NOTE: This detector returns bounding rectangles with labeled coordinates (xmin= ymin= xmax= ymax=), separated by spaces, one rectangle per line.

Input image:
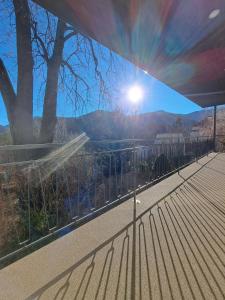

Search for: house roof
xmin=155 ymin=133 xmax=184 ymax=138
xmin=154 ymin=133 xmax=185 ymax=144
xmin=34 ymin=0 xmax=225 ymax=108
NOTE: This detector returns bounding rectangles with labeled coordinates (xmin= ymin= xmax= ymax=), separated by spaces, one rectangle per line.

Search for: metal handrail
xmin=0 ymin=137 xmax=214 ymax=267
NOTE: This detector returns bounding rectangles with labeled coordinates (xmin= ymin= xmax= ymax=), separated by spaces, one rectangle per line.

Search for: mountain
xmin=193 ymin=108 xmax=225 ymax=136
xmin=54 ymin=109 xmax=214 ymax=142
xmin=1 ymin=109 xmax=219 ymax=143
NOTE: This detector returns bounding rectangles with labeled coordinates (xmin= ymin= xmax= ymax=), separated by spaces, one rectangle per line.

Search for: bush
xmin=153 ymin=154 xmax=172 ymax=178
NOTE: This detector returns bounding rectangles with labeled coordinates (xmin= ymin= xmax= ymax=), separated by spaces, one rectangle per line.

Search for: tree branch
xmin=0 ymin=58 xmax=16 ymax=108
xmin=0 ymin=58 xmax=17 ymax=141
xmin=88 ymin=39 xmax=104 ymax=84
xmin=31 ymin=21 xmax=49 ymax=62
xmin=64 ymin=30 xmax=77 ymax=42
xmin=62 ymin=60 xmax=90 ymax=89
xmin=39 ymin=19 xmax=66 ymax=143
xmin=87 ymin=38 xmax=106 ymax=95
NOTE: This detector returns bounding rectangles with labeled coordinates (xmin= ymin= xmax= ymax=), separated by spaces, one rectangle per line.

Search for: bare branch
xmin=64 ymin=30 xmax=77 ymax=42
xmin=0 ymin=58 xmax=16 ymax=107
xmin=0 ymin=58 xmax=18 ymax=142
xmin=31 ymin=21 xmax=49 ymax=62
xmin=64 ymin=49 xmax=79 ymax=63
xmin=87 ymin=38 xmax=105 ymax=89
xmin=39 ymin=19 xmax=66 ymax=143
xmin=87 ymin=37 xmax=109 ymax=102
xmin=62 ymin=60 xmax=90 ymax=90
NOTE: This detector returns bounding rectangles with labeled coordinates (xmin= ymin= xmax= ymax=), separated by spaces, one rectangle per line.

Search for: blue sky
xmin=114 ymin=62 xmax=202 ymax=115
xmin=0 ymin=1 xmax=202 ymax=126
xmin=0 ymin=59 xmax=202 ymax=126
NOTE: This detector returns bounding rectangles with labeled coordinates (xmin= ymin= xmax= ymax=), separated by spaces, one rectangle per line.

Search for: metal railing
xmin=215 ymin=135 xmax=225 ymax=152
xmin=0 ymin=137 xmax=214 ymax=265
xmin=13 ymin=152 xmax=225 ymax=300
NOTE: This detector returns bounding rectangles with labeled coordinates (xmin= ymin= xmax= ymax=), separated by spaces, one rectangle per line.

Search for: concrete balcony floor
xmin=0 ymin=153 xmax=225 ymax=300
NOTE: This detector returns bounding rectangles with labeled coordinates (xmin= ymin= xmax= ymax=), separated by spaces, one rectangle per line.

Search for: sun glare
xmin=127 ymin=85 xmax=143 ymax=104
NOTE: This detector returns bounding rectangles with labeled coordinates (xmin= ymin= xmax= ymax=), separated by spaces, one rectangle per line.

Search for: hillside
xmin=1 ymin=109 xmax=220 ymax=143
xmin=54 ymin=109 xmax=213 ymax=142
xmin=194 ymin=108 xmax=225 ymax=136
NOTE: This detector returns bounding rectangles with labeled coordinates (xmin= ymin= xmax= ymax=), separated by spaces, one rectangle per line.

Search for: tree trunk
xmin=39 ymin=20 xmax=66 ymax=143
xmin=0 ymin=59 xmax=16 ymax=141
xmin=13 ymin=0 xmax=34 ymax=144
xmin=0 ymin=0 xmax=34 ymax=145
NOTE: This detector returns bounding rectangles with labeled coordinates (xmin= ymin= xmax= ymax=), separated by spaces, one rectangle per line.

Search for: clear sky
xmin=0 ymin=1 xmax=202 ymax=126
xmin=114 ymin=62 xmax=202 ymax=115
xmin=0 ymin=60 xmax=202 ymax=126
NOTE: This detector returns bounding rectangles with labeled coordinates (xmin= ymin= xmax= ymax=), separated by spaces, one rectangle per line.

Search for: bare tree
xmin=0 ymin=0 xmax=116 ymax=144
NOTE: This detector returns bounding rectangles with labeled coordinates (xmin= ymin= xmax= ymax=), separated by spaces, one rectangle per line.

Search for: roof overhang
xmin=34 ymin=0 xmax=225 ymax=108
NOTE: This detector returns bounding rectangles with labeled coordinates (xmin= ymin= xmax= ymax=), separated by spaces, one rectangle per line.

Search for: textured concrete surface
xmin=0 ymin=153 xmax=225 ymax=299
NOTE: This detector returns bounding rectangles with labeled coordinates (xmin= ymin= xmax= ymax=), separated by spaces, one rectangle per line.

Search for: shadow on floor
xmin=26 ymin=157 xmax=225 ymax=300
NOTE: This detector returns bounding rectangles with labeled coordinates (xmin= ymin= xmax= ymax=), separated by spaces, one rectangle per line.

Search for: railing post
xmin=213 ymin=105 xmax=217 ymax=152
xmin=131 ymin=143 xmax=137 ymax=300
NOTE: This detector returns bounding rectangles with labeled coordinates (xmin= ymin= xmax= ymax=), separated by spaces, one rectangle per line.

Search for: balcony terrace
xmin=1 ymin=0 xmax=225 ymax=299
xmin=0 ymin=149 xmax=224 ymax=299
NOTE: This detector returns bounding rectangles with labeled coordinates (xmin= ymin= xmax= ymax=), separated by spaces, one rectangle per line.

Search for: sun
xmin=127 ymin=84 xmax=143 ymax=104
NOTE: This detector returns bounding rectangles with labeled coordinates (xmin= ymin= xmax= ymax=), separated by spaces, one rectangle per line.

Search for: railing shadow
xmin=17 ymin=154 xmax=225 ymax=299
xmin=26 ymin=223 xmax=132 ymax=300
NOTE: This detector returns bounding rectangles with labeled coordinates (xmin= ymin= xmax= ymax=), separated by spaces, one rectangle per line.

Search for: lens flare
xmin=208 ymin=9 xmax=220 ymax=19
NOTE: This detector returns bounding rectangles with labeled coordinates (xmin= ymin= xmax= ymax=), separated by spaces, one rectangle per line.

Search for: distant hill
xmin=54 ymin=109 xmax=214 ymax=142
xmin=0 ymin=109 xmax=218 ymax=143
xmin=193 ymin=108 xmax=225 ymax=136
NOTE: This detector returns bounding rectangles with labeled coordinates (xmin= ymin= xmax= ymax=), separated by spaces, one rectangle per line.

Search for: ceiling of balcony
xmin=34 ymin=0 xmax=225 ymax=107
